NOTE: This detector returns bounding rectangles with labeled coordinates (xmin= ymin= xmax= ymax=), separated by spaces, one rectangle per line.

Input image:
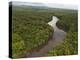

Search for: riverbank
xmin=24 ymin=16 xmax=66 ymax=57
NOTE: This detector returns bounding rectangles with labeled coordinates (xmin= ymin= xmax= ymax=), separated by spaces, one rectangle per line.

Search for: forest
xmin=11 ymin=5 xmax=78 ymax=58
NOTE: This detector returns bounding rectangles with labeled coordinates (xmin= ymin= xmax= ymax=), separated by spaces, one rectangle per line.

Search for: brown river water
xmin=24 ymin=16 xmax=66 ymax=57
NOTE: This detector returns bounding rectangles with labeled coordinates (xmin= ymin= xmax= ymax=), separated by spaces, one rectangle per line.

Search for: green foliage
xmin=12 ymin=6 xmax=78 ymax=58
xmin=12 ymin=6 xmax=53 ymax=58
xmin=48 ymin=9 xmax=78 ymax=56
xmin=12 ymin=33 xmax=26 ymax=58
xmin=48 ymin=32 xmax=78 ymax=56
xmin=56 ymin=12 xmax=78 ymax=32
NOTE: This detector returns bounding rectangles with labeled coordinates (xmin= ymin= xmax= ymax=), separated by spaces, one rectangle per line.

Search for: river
xmin=25 ymin=16 xmax=66 ymax=57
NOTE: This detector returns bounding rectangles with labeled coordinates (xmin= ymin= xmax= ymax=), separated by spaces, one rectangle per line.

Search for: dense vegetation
xmin=48 ymin=9 xmax=78 ymax=56
xmin=12 ymin=6 xmax=54 ymax=58
xmin=12 ymin=5 xmax=78 ymax=58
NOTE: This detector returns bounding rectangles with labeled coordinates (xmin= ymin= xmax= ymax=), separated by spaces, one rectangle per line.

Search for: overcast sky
xmin=12 ymin=1 xmax=78 ymax=10
xmin=44 ymin=3 xmax=77 ymax=10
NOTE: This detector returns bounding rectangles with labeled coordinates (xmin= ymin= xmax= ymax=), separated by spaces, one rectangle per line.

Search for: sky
xmin=44 ymin=3 xmax=77 ymax=10
xmin=12 ymin=1 xmax=78 ymax=10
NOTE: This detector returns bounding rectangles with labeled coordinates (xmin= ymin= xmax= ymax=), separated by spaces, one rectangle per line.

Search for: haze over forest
xmin=12 ymin=1 xmax=78 ymax=10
